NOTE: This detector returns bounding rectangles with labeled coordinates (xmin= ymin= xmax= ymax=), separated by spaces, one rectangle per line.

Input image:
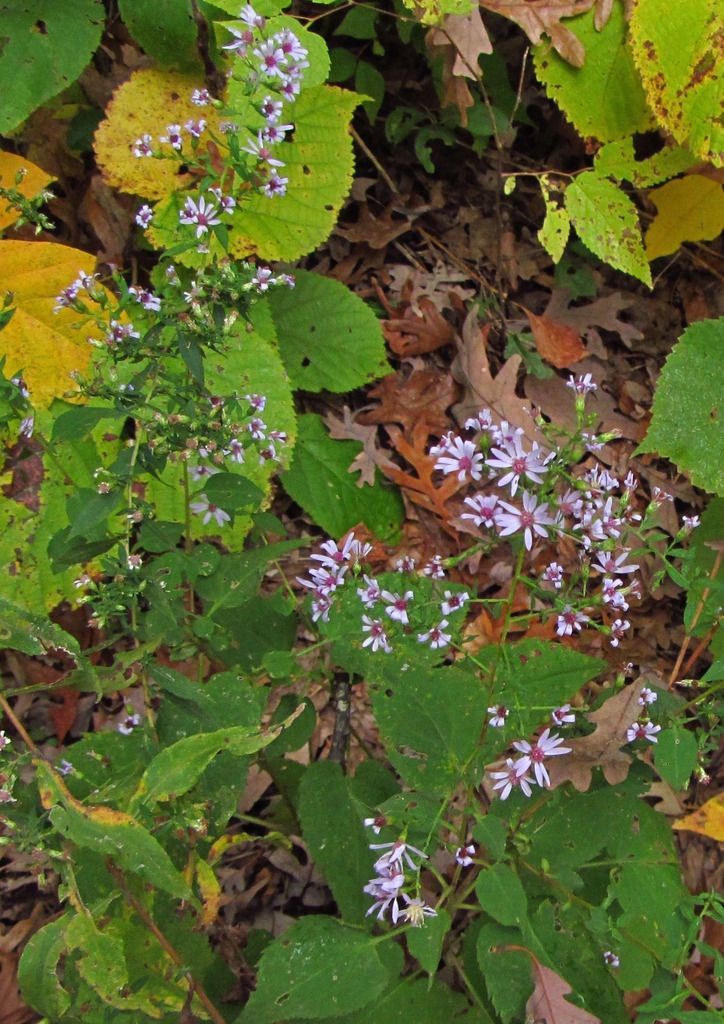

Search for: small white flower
xmin=434 ymin=437 xmax=484 ymax=482
xmin=556 ymin=606 xmax=590 ymax=637
xmin=361 ymin=616 xmax=392 ymax=653
xmin=363 ymin=816 xmax=387 ymax=835
xmin=132 ymin=133 xmax=153 ymax=157
xmin=542 ymin=562 xmax=564 ymax=588
xmin=262 ymin=172 xmax=288 ymax=197
xmin=441 ymin=590 xmax=469 ymax=616
xmin=370 ymin=839 xmax=427 ymax=873
xmin=566 ymin=373 xmax=597 ymax=395
xmin=512 ymin=728 xmax=572 ymax=788
xmin=160 ymin=124 xmax=183 ymax=150
xmin=135 ymin=204 xmax=153 ymax=229
xmin=417 ymin=619 xmax=451 ymax=650
xmin=487 ymin=704 xmax=509 ymax=728
xmin=461 ymin=494 xmax=498 ymax=529
xmin=638 ymin=686 xmax=658 ymax=706
xmin=189 ymin=494 xmax=231 ymax=527
xmin=490 ymin=758 xmax=535 ymax=800
xmin=179 ymin=195 xmax=221 ymax=238
xmin=400 ymin=894 xmax=437 ymax=927
xmin=464 ymin=408 xmax=494 ymax=432
xmin=422 ymin=555 xmax=445 ymax=578
xmin=682 ymin=515 xmax=700 ymax=532
xmin=382 ymin=590 xmax=413 ymax=625
xmin=191 ymin=88 xmax=211 ymax=106
xmin=0 ymin=730 xmax=10 ymax=751
xmin=357 ymin=575 xmax=381 ymax=608
xmin=609 ymin=618 xmax=630 ymax=647
xmin=551 ymin=704 xmax=575 ymax=726
xmin=603 ymin=951 xmax=620 ymax=968
xmin=117 ymin=712 xmax=141 ymax=735
xmin=395 ymin=555 xmax=417 ymax=573
xmin=455 ymin=844 xmax=476 ymax=867
xmin=496 ymin=492 xmax=556 ymax=551
xmin=184 ymin=117 xmax=206 ymax=138
xmin=626 ymin=721 xmax=661 ymax=744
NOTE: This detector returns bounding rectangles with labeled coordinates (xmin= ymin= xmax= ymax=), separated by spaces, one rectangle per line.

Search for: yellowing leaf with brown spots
xmin=674 ymin=793 xmax=724 ymax=842
xmin=0 ymin=241 xmax=98 ymax=407
xmin=0 ymin=152 xmax=54 ymax=232
xmin=645 ymin=175 xmax=724 ymax=260
xmin=94 ymin=68 xmax=224 ymax=200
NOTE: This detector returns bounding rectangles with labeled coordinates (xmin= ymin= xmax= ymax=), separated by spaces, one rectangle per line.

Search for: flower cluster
xmin=489 ymin=727 xmax=572 ymax=799
xmin=362 ymin=834 xmax=437 ymax=926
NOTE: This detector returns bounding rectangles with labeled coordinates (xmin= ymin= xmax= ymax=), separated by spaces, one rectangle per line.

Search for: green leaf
xmin=17 ymin=914 xmax=72 ymax=1019
xmin=565 ymin=170 xmax=652 ymax=286
xmin=476 ymin=864 xmax=528 ymax=927
xmin=355 ymin=61 xmax=385 ymax=122
xmin=0 ymin=596 xmax=82 ymax=660
xmin=235 ymin=916 xmax=393 ymax=1024
xmin=611 ymin=862 xmax=688 ymax=965
xmin=227 ymin=86 xmax=362 ymax=261
xmin=534 ymin=6 xmax=651 ymax=142
xmin=654 ymin=727 xmax=698 ymax=790
xmin=298 ymin=761 xmax=373 ymax=922
xmin=195 ymin=539 xmax=303 ymax=611
xmin=64 ymin=913 xmax=130 ymax=1006
xmin=406 ymin=908 xmax=451 ymax=977
xmin=137 ymin=519 xmax=184 ymax=553
xmin=118 ymin=0 xmax=200 ymax=70
xmin=471 ymin=815 xmax=507 ymax=861
xmin=51 ymin=404 xmax=121 ymax=442
xmin=202 ymin=472 xmax=264 ymax=513
xmin=637 ymin=317 xmax=724 ymax=494
xmin=630 ymin=0 xmax=724 ymax=167
xmin=538 ymin=176 xmax=570 ymax=263
xmin=328 ymin=975 xmax=484 ymax=1023
xmin=134 ymin=715 xmax=298 ymax=806
xmin=36 ymin=761 xmax=193 ymax=901
xmin=268 ymin=270 xmax=389 ymax=393
xmin=594 ymin=138 xmax=695 ymax=187
xmin=282 ymin=413 xmax=403 ymax=542
xmin=0 ymin=0 xmax=105 ymax=134
xmin=476 ymin=921 xmax=533 ymax=1023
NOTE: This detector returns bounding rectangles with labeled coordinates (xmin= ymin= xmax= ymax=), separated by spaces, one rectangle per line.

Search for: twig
xmin=350 ymin=127 xmax=398 ymax=194
xmin=107 ymin=863 xmax=228 ymax=1024
xmin=0 ymin=692 xmax=39 ymax=753
xmin=668 ymin=550 xmax=722 ymax=689
xmin=328 ymin=674 xmax=352 ymax=767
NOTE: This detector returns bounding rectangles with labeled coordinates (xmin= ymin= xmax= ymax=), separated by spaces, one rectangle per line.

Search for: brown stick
xmin=668 ymin=550 xmax=722 ymax=689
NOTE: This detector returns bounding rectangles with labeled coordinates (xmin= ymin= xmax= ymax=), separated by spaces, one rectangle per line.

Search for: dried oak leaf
xmin=525 ymin=955 xmax=601 ymax=1024
xmin=359 ymin=367 xmax=459 ymax=436
xmin=542 ymin=289 xmax=644 ymax=347
xmin=427 ymin=9 xmax=493 ymax=80
xmin=383 ymin=295 xmax=456 ymax=357
xmin=547 ymin=680 xmax=645 ymax=792
xmin=451 ymin=311 xmax=542 ymax=442
xmin=480 ymin=0 xmax=596 ymax=67
xmin=525 ymin=309 xmax=586 ymax=369
xmin=335 ymin=202 xmax=415 ymax=249
xmin=324 ymin=406 xmax=394 ymax=487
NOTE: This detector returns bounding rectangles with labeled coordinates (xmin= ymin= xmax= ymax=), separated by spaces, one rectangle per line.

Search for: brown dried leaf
xmin=335 ymin=202 xmax=415 ymax=249
xmin=526 ymin=310 xmax=586 ymax=368
xmin=451 ymin=311 xmax=541 ymax=442
xmin=594 ymin=0 xmax=614 ymax=30
xmin=359 ymin=368 xmax=459 ymax=436
xmin=384 ymin=295 xmax=456 ymax=357
xmin=547 ymin=680 xmax=645 ymax=792
xmin=480 ymin=0 xmax=596 ymax=67
xmin=427 ymin=9 xmax=493 ymax=80
xmin=324 ymin=407 xmax=393 ymax=487
xmin=525 ymin=956 xmax=601 ymax=1024
xmin=543 ymin=289 xmax=644 ymax=346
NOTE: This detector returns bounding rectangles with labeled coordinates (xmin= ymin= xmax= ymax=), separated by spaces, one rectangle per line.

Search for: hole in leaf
xmin=302 ymin=165 xmax=311 ymax=175
xmin=275 ymin=992 xmax=291 ymax=1006
xmin=34 ymin=19 xmax=47 ymax=33
xmin=301 ymin=357 xmax=310 ymax=367
xmin=385 ymin=688 xmax=393 ymax=697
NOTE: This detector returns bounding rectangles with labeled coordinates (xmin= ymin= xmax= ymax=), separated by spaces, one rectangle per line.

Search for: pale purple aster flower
xmin=189 ymin=495 xmax=231 ymax=527
xmin=422 ymin=555 xmax=445 ymax=578
xmin=651 ymin=486 xmax=673 ymax=505
xmin=435 ymin=437 xmax=484 ymax=482
xmin=485 ymin=436 xmax=548 ymax=495
xmin=609 ymin=618 xmax=630 ymax=647
xmin=348 ymin=538 xmax=372 ymax=564
xmin=54 ymin=280 xmax=81 ymax=311
xmin=542 ymin=562 xmax=564 ymax=588
xmin=263 ymin=172 xmax=288 ymax=197
xmin=455 ymin=844 xmax=476 ymax=867
xmin=160 ymin=124 xmax=183 ymax=150
xmin=357 ymin=575 xmax=381 ymax=608
xmin=222 ymin=26 xmax=254 ymax=56
xmin=682 ymin=515 xmax=700 ymax=532
xmin=191 ymin=88 xmax=211 ymax=106
xmin=566 ymin=373 xmax=597 ymax=395
xmin=252 ymin=266 xmax=275 ymax=291
xmin=593 ymin=550 xmax=639 ymax=576
xmin=260 ymin=95 xmax=283 ymax=123
xmin=551 ymin=704 xmax=575 ymax=726
xmin=274 ymin=28 xmax=307 ymax=61
xmin=361 ymin=616 xmax=392 ymax=653
xmin=311 ymin=594 xmax=332 ymax=623
xmin=417 ymin=619 xmax=451 ymax=649
xmin=363 ymin=815 xmax=387 ymax=834
xmin=513 ymin=728 xmax=571 ymax=787
xmin=117 ymin=712 xmax=142 ymax=735
xmin=242 ymin=131 xmax=285 ymax=166
xmin=239 ymin=3 xmax=266 ymax=28
xmin=429 ymin=431 xmax=455 ymax=457
xmin=395 ymin=555 xmax=417 ymax=573
xmin=603 ymin=951 xmax=620 ymax=968
xmin=19 ymin=415 xmax=34 ymax=438
xmin=441 ymin=590 xmax=469 ymax=616
xmin=303 ymin=564 xmax=347 ymax=594
xmin=281 ymin=79 xmax=301 ymax=102
xmin=189 ymin=463 xmax=220 ymax=482
xmin=247 ymin=416 xmax=267 ymax=440
xmin=601 ymin=576 xmax=627 ymax=607
xmin=11 ymin=375 xmax=29 ymax=399
xmin=179 ymin=196 xmax=221 ymax=238
xmin=166 ymin=264 xmax=180 ymax=285
xmin=400 ymin=895 xmax=437 ymax=927
xmin=461 ymin=494 xmax=499 ymax=528
xmin=556 ymin=606 xmax=589 ymax=637
xmin=370 ymin=839 xmax=427 ymax=873
xmin=490 ymin=420 xmax=524 ymax=446
xmin=106 ymin=320 xmax=140 ymax=344
xmin=464 ymin=408 xmax=494 ymax=432
xmin=246 ymin=392 xmax=267 ymax=412
xmin=132 ymin=134 xmax=153 ymax=158
xmin=254 ymin=39 xmax=286 ymax=77
xmin=262 ymin=122 xmax=294 ymax=144
xmin=57 ymin=759 xmax=74 ymax=776
xmin=184 ymin=117 xmax=206 ymax=138
xmin=128 ymin=286 xmax=161 ymax=312
xmin=382 ymin=590 xmax=413 ymax=625
xmin=0 ymin=730 xmax=10 ymax=751
xmin=496 ymin=492 xmax=556 ymax=551
xmin=364 ymin=867 xmax=404 ymax=922
xmin=227 ymin=439 xmax=245 ymax=464
xmin=135 ymin=204 xmax=154 ymax=229
xmin=490 ymin=758 xmax=535 ymax=800
xmin=638 ymin=686 xmax=658 ymax=706
xmin=487 ymin=704 xmax=509 ymax=728
xmin=558 ymin=488 xmax=584 ymax=520
xmin=127 ymin=554 xmax=143 ymax=571
xmin=626 ymin=721 xmax=661 ymax=744
xmin=584 ymin=466 xmax=619 ymax=493
xmin=311 ymin=534 xmax=358 ymax=569
xmin=582 ymin=432 xmax=605 ymax=452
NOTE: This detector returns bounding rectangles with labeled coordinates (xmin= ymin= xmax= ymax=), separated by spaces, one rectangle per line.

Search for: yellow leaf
xmin=673 ymin=793 xmax=724 ymax=842
xmin=94 ymin=68 xmax=224 ymax=201
xmin=195 ymin=856 xmax=222 ymax=926
xmin=645 ymin=174 xmax=724 ymax=260
xmin=0 ymin=241 xmax=99 ymax=407
xmin=0 ymin=152 xmax=54 ymax=232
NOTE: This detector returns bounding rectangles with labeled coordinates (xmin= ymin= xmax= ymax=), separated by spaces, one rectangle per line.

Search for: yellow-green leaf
xmin=0 ymin=241 xmax=99 ymax=406
xmin=674 ymin=793 xmax=724 ymax=842
xmin=645 ymin=174 xmax=724 ymax=260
